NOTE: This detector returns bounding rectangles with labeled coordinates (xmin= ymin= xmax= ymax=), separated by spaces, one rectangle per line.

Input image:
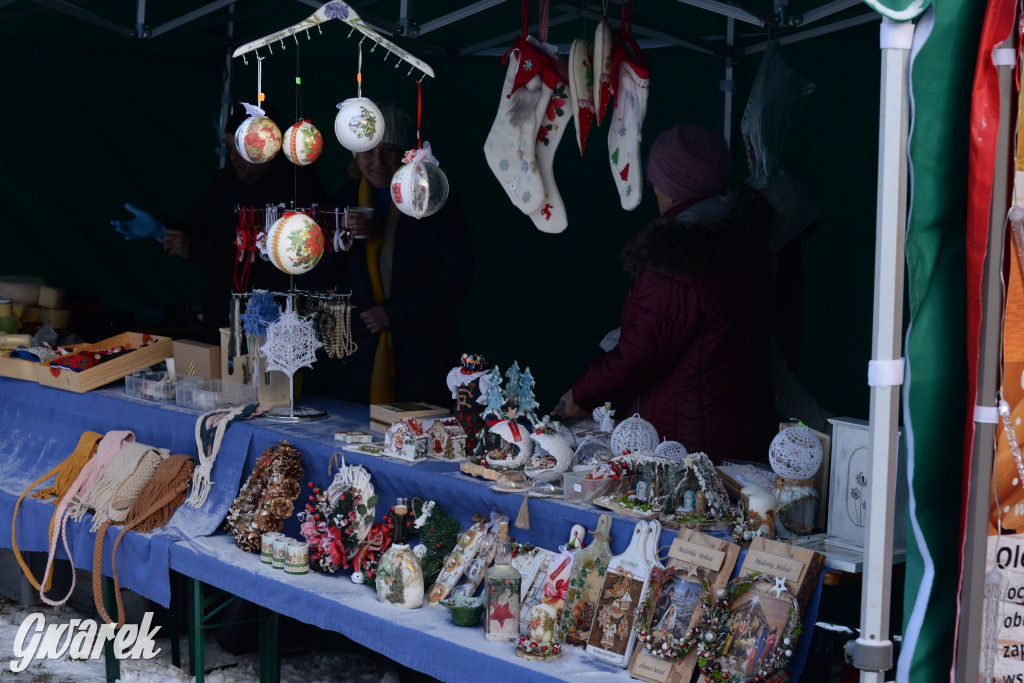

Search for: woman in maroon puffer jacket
xmin=556 ymin=125 xmax=777 ymax=464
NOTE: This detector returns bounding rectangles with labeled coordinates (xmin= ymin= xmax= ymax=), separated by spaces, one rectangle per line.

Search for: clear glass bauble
xmin=391 ymin=158 xmax=449 ymax=219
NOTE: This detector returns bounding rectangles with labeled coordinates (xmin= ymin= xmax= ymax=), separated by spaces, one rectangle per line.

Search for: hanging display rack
xmin=231 ymin=1 xmax=435 ymax=80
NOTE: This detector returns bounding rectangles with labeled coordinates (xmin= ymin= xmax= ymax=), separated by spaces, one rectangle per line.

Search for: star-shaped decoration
xmin=681 ymin=561 xmax=699 ymax=580
xmin=682 ymin=453 xmax=696 ymax=471
xmin=490 ymin=601 xmax=515 ymax=628
xmin=259 ymin=299 xmax=322 ymax=378
xmin=769 ymin=575 xmax=789 ymax=599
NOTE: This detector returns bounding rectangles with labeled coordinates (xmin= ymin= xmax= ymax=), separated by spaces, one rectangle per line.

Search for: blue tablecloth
xmin=0 ymin=376 xmax=821 ymax=681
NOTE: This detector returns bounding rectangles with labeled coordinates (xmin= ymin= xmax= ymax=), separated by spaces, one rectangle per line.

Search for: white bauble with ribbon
xmin=335 ymin=97 xmax=384 ymax=152
xmin=266 ymin=212 xmax=324 ymax=275
xmin=390 ymin=143 xmax=449 ymax=219
xmin=234 ymin=102 xmax=282 ymax=164
xmin=282 ymin=120 xmax=324 ymax=166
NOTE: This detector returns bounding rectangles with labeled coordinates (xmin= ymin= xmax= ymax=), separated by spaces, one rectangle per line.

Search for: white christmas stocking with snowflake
xmin=529 ymin=69 xmax=572 ymax=234
xmin=607 ymin=39 xmax=650 ymax=211
xmin=483 ymin=36 xmax=556 ymax=215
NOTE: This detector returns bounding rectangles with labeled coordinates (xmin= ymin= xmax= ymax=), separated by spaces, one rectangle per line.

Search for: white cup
xmin=346 ymin=207 xmax=375 ymax=238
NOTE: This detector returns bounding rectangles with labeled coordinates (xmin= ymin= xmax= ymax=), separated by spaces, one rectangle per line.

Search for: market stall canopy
xmin=6 ymin=0 xmax=883 ymax=63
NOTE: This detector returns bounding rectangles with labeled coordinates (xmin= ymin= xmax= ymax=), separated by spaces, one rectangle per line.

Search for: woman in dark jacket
xmin=556 ymin=125 xmax=776 ymax=463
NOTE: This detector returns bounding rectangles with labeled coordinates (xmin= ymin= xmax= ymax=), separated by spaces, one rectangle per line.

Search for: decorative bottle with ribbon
xmin=484 ymin=521 xmax=521 ymax=641
xmin=376 ymin=499 xmax=424 ymax=609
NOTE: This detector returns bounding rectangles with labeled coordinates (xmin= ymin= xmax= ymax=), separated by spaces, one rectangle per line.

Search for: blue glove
xmin=111 ymin=203 xmax=167 ymax=243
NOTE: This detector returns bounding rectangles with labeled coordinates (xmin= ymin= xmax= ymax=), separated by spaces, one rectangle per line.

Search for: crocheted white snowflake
xmin=259 ymin=299 xmax=322 ymax=378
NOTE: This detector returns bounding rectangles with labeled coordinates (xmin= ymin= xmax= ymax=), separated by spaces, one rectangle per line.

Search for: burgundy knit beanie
xmin=646 ymin=125 xmax=731 ymax=204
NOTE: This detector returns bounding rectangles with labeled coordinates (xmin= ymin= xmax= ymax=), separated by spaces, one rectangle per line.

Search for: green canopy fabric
xmin=898 ymin=2 xmax=984 ymax=680
xmin=863 ymin=0 xmax=932 ymax=21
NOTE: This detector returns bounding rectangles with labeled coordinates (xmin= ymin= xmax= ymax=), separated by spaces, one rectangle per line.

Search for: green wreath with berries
xmin=634 ymin=572 xmax=802 ymax=683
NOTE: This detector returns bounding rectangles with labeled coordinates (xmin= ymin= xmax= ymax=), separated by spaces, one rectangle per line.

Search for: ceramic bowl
xmin=440 ymin=593 xmax=485 ymax=627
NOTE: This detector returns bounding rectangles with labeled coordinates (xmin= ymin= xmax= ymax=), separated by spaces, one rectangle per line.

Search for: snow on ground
xmin=0 ymin=594 xmax=404 ymax=682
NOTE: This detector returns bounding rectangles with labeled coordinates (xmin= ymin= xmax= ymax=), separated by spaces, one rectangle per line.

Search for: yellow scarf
xmin=358 ymin=177 xmax=398 ymax=403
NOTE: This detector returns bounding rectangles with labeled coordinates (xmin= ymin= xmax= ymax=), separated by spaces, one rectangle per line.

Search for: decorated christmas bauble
xmin=391 ymin=152 xmax=449 ymax=219
xmin=334 ymin=97 xmax=384 ymax=152
xmin=234 ymin=115 xmax=282 ymax=164
xmin=768 ymin=425 xmax=823 ymax=479
xmin=282 ymin=120 xmax=324 ymax=166
xmin=266 ymin=212 xmax=324 ymax=275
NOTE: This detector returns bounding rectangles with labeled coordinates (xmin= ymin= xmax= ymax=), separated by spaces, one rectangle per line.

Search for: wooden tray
xmin=36 ymin=332 xmax=172 ymax=393
xmin=0 ymin=344 xmax=87 ymax=382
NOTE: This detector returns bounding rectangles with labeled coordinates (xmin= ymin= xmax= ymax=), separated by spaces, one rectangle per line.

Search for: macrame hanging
xmin=259 ymin=297 xmax=322 ymax=377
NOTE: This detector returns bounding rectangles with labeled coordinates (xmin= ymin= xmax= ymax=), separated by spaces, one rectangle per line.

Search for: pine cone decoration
xmin=225 ymin=441 xmax=305 ymax=551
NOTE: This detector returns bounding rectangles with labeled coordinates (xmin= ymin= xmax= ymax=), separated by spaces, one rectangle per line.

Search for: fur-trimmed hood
xmin=622 ymin=186 xmax=775 ymax=276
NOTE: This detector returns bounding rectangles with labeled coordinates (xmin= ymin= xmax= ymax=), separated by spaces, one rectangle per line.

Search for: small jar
xmin=773 ymin=477 xmax=819 ymax=539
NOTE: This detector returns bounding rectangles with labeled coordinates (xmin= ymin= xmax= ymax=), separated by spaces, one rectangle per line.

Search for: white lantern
xmin=610 ymin=413 xmax=659 ymax=456
xmin=768 ymin=425 xmax=823 ymax=479
xmin=334 ymin=97 xmax=384 ymax=152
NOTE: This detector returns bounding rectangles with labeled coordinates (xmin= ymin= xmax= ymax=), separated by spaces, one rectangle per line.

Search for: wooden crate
xmin=0 ymin=344 xmax=88 ymax=382
xmin=36 ymin=332 xmax=172 ymax=393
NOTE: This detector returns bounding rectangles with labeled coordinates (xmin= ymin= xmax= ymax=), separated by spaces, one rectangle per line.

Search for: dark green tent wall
xmin=0 ymin=5 xmax=881 ymax=417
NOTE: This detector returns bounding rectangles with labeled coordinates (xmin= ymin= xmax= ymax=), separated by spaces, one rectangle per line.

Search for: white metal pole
xmin=850 ymin=17 xmax=913 ymax=683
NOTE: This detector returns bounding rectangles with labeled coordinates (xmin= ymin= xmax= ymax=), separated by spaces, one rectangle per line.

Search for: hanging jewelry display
xmin=313 ymin=293 xmax=357 ymax=359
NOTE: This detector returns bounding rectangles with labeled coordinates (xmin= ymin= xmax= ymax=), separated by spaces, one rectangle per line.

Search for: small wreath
xmin=326 ymin=453 xmax=376 ymax=544
xmin=225 ymin=441 xmax=305 ymax=552
xmin=634 ymin=572 xmax=801 ymax=683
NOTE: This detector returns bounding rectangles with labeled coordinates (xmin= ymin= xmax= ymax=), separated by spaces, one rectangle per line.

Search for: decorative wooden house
xmin=383 ymin=418 xmax=428 ymax=461
xmin=427 ymin=418 xmax=468 ymax=460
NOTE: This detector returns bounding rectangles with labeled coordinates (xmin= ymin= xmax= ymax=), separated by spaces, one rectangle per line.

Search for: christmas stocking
xmin=483 ymin=36 xmax=556 ymax=216
xmin=569 ymin=38 xmax=595 ymax=156
xmin=607 ymin=37 xmax=650 ymax=211
xmin=594 ymin=19 xmax=615 ymax=125
xmin=530 ymin=67 xmax=572 ymax=233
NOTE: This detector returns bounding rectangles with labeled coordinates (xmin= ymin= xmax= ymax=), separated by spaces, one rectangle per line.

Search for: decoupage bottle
xmin=585 ymin=520 xmax=657 ymax=667
xmin=559 ymin=513 xmax=613 ymax=646
xmin=484 ymin=522 xmax=522 ymax=641
xmin=376 ymin=499 xmax=424 ymax=609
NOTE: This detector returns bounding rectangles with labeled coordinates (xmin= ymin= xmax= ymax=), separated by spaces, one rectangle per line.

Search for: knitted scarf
xmin=83 ymin=443 xmax=169 ymax=533
xmin=40 ymin=432 xmax=137 ymax=607
xmin=94 ymin=453 xmax=193 ymax=627
xmin=11 ymin=431 xmax=102 ymax=593
xmin=21 ymin=430 xmax=133 ymax=601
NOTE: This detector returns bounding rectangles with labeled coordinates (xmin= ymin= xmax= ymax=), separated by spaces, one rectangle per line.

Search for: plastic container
xmin=125 ymin=370 xmax=188 ymax=403
xmin=563 ymin=470 xmax=625 ymax=505
xmin=175 ymin=379 xmax=259 ymax=411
